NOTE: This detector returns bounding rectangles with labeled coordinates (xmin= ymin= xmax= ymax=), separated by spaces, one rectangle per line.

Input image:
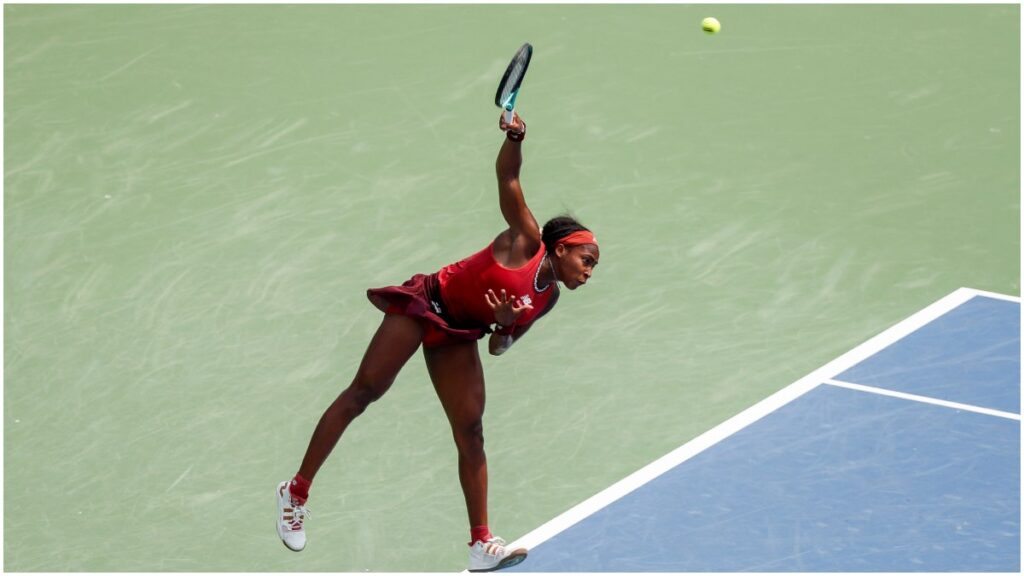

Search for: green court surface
xmin=3 ymin=4 xmax=1019 ymax=572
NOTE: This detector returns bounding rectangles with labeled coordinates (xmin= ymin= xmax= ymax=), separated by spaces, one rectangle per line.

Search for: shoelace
xmin=283 ymin=500 xmax=311 ymax=531
xmin=481 ymin=537 xmax=508 ymax=557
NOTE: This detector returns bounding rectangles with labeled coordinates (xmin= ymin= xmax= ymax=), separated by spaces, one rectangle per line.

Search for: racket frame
xmin=495 ymin=43 xmax=533 ymax=125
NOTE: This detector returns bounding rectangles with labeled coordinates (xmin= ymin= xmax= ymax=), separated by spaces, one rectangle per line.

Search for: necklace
xmin=533 ymin=255 xmax=556 ymax=293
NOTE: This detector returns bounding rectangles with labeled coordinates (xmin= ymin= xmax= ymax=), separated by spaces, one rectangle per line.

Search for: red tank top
xmin=437 ymin=241 xmax=556 ymax=330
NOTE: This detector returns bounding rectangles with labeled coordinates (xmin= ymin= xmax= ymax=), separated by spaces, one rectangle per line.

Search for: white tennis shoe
xmin=468 ymin=536 xmax=528 ymax=572
xmin=276 ymin=480 xmax=309 ymax=552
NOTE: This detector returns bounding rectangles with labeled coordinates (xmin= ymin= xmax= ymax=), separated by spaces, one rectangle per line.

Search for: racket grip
xmin=504 ymin=107 xmax=513 ymax=124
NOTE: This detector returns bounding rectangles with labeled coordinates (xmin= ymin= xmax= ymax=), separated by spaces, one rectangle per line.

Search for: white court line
xmin=508 ymin=287 xmax=1019 ymax=552
xmin=961 ymin=287 xmax=1022 ymax=303
xmin=825 ymin=378 xmax=1021 ymax=421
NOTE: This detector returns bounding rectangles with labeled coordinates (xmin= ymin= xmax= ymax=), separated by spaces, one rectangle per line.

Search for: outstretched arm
xmin=496 ymin=112 xmax=541 ymax=247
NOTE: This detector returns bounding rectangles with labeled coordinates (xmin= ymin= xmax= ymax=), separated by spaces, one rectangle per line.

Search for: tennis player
xmin=276 ymin=112 xmax=599 ymax=572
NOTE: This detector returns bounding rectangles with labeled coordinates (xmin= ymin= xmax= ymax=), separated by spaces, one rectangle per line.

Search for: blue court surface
xmin=507 ymin=288 xmax=1020 ymax=572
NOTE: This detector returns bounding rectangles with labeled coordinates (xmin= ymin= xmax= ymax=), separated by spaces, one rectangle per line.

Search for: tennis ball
xmin=702 ymin=17 xmax=721 ymax=34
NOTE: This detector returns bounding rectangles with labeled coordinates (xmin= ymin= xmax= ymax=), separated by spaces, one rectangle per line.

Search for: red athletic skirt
xmin=367 ymin=273 xmax=489 ymax=349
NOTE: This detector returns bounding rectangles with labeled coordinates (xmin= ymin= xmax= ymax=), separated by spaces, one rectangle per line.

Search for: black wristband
xmin=506 ymin=119 xmax=526 ymax=142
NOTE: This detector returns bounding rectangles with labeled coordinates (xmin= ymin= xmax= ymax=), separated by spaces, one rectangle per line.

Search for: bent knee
xmin=337 ymin=378 xmax=391 ymax=416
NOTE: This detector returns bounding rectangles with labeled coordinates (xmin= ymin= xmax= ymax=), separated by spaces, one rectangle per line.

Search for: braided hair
xmin=541 ymin=215 xmax=591 ymax=254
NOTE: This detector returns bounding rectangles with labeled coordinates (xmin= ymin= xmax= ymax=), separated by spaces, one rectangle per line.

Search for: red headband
xmin=556 ymin=230 xmax=598 ymax=249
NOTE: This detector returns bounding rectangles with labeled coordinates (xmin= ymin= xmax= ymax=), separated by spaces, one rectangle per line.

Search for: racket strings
xmin=500 ymin=59 xmax=528 ymax=103
xmin=495 ymin=43 xmax=532 ymax=109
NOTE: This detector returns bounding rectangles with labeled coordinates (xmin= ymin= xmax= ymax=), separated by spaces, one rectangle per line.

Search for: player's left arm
xmin=488 ymin=288 xmax=560 ymax=356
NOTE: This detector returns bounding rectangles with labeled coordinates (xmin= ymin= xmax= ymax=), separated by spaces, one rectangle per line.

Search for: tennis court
xmin=4 ymin=4 xmax=1019 ymax=572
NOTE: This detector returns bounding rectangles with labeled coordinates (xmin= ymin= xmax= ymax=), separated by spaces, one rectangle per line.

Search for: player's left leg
xmin=423 ymin=339 xmax=527 ymax=572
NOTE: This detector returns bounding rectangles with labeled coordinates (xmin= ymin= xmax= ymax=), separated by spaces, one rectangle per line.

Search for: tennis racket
xmin=495 ymin=43 xmax=533 ymax=124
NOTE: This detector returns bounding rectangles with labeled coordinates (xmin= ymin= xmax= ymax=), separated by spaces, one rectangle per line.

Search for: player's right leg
xmin=277 ymin=313 xmax=424 ymax=552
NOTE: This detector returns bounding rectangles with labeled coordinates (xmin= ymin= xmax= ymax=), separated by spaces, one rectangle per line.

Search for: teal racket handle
xmin=503 ymin=92 xmax=518 ymax=124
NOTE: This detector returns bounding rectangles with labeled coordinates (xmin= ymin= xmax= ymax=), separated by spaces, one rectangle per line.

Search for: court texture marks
xmin=506 ymin=288 xmax=1020 ymax=572
xmin=4 ymin=4 xmax=1019 ymax=572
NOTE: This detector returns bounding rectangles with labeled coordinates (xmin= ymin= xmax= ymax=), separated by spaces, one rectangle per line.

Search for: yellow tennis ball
xmin=702 ymin=17 xmax=721 ymax=34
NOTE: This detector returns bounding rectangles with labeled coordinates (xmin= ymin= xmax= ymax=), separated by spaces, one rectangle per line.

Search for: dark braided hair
xmin=541 ymin=215 xmax=590 ymax=254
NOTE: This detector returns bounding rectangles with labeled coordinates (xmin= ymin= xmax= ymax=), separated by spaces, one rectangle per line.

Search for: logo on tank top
xmin=519 ymin=295 xmax=533 ymax=306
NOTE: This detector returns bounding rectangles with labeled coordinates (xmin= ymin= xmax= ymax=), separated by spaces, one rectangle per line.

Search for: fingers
xmin=485 ymin=288 xmax=510 ymax=307
xmin=485 ymin=288 xmax=507 ymax=308
xmin=498 ymin=112 xmax=523 ymax=131
xmin=485 ymin=288 xmax=532 ymax=322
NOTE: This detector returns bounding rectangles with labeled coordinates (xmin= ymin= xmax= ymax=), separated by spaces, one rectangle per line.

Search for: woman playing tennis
xmin=276 ymin=112 xmax=599 ymax=572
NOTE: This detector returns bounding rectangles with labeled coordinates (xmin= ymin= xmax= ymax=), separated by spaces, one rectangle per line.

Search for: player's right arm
xmin=495 ymin=113 xmax=541 ymax=253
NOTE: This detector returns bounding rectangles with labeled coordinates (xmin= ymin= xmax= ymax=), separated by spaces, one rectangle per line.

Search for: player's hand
xmin=485 ymin=288 xmax=533 ymax=327
xmin=499 ymin=112 xmax=525 ymax=135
